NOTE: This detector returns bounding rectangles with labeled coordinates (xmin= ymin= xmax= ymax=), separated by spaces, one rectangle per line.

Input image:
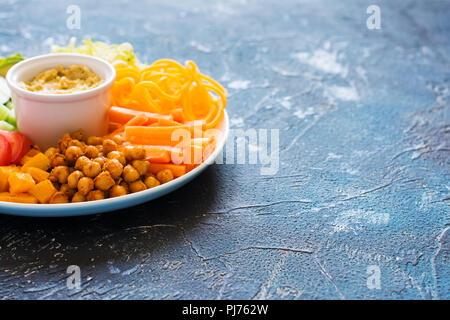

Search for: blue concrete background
xmin=0 ymin=0 xmax=448 ymax=299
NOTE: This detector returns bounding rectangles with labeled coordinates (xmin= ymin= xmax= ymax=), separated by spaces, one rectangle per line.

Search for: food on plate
xmin=0 ymin=39 xmax=227 ymax=205
xmin=19 ymin=65 xmax=103 ymax=94
xmin=0 ymin=130 xmax=32 ymax=165
xmin=0 ymin=54 xmax=24 ymax=131
xmin=52 ymin=37 xmax=142 ymax=69
xmin=111 ymin=59 xmax=226 ymax=129
xmin=0 ymin=53 xmax=25 ymax=77
xmin=0 ymin=76 xmax=11 ymax=105
xmin=0 ymin=99 xmax=17 ymax=131
xmin=0 ymin=129 xmax=190 ymax=204
xmin=0 ymin=135 xmax=12 ymax=166
xmin=0 ymin=130 xmax=31 ymax=166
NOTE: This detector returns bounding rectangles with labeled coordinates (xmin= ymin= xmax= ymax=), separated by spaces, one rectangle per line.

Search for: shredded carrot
xmin=170 ymin=108 xmax=184 ymax=123
xmin=111 ymin=59 xmax=226 ymax=129
xmin=107 ymin=58 xmax=226 ymax=180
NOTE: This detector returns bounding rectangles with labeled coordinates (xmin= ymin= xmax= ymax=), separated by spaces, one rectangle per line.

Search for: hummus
xmin=20 ymin=65 xmax=102 ymax=94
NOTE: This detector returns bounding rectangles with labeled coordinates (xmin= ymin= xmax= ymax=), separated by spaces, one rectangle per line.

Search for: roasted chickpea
xmin=92 ymin=156 xmax=107 ymax=167
xmin=129 ymin=180 xmax=147 ymax=193
xmin=65 ymin=146 xmax=83 ymax=163
xmin=107 ymin=151 xmax=126 ymax=166
xmin=44 ymin=147 xmax=59 ymax=159
xmin=48 ymin=174 xmax=58 ymax=184
xmin=144 ymin=175 xmax=160 ymax=189
xmin=119 ymin=181 xmax=129 ymax=193
xmin=84 ymin=145 xmax=99 ymax=158
xmin=111 ymin=135 xmax=124 ymax=145
xmin=123 ymin=164 xmax=140 ymax=183
xmin=50 ymin=166 xmax=70 ymax=184
xmin=49 ymin=192 xmax=69 ymax=204
xmin=131 ymin=160 xmax=149 ymax=176
xmin=68 ymin=139 xmax=84 ymax=149
xmin=103 ymin=159 xmax=123 ymax=179
xmin=71 ymin=129 xmax=86 ymax=142
xmin=58 ymin=133 xmax=72 ymax=153
xmin=94 ymin=171 xmax=116 ymax=191
xmin=59 ymin=183 xmax=70 ymax=193
xmin=95 ymin=144 xmax=104 ymax=154
xmin=86 ymin=136 xmax=103 ymax=145
xmin=115 ymin=176 xmax=124 ymax=184
xmin=87 ymin=190 xmax=105 ymax=201
xmin=124 ymin=146 xmax=146 ymax=161
xmin=50 ymin=153 xmax=67 ymax=167
xmin=51 ymin=181 xmax=61 ymax=190
xmin=60 ymin=184 xmax=76 ymax=199
xmin=102 ymin=139 xmax=118 ymax=155
xmin=77 ymin=177 xmax=94 ymax=196
xmin=71 ymin=192 xmax=86 ymax=203
xmin=109 ymin=185 xmax=128 ymax=198
xmin=82 ymin=160 xmax=101 ymax=178
xmin=156 ymin=169 xmax=174 ymax=184
xmin=74 ymin=156 xmax=90 ymax=170
xmin=67 ymin=170 xmax=84 ymax=189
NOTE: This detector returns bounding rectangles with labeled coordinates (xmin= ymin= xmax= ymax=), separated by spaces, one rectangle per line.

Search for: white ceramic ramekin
xmin=6 ymin=53 xmax=116 ymax=150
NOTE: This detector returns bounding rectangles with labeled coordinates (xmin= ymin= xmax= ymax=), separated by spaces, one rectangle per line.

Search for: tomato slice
xmin=0 ymin=130 xmax=32 ymax=164
xmin=16 ymin=135 xmax=32 ymax=163
xmin=0 ymin=134 xmax=12 ymax=166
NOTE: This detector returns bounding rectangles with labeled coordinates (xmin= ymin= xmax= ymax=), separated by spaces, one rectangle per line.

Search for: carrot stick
xmin=106 ymin=113 xmax=149 ymax=139
xmin=186 ymin=144 xmax=204 ymax=165
xmin=109 ymin=106 xmax=172 ymax=124
xmin=157 ymin=118 xmax=183 ymax=126
xmin=125 ymin=113 xmax=149 ymax=126
xmin=108 ymin=122 xmax=122 ymax=133
xmin=143 ymin=146 xmax=172 ymax=163
xmin=191 ymin=137 xmax=212 ymax=147
xmin=143 ymin=145 xmax=180 ymax=153
xmin=125 ymin=126 xmax=183 ymax=146
xmin=147 ymin=163 xmax=186 ymax=177
xmin=185 ymin=164 xmax=198 ymax=172
xmin=124 ymin=125 xmax=200 ymax=146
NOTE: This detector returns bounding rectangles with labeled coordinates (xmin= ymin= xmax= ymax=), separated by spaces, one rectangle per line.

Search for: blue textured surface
xmin=0 ymin=0 xmax=449 ymax=299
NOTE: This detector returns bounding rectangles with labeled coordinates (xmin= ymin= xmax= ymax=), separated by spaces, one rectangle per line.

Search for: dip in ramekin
xmin=6 ymin=53 xmax=116 ymax=150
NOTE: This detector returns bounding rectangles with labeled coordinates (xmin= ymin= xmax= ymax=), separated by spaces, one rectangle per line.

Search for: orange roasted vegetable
xmin=0 ymin=166 xmax=20 ymax=192
xmin=24 ymin=167 xmax=50 ymax=183
xmin=22 ymin=152 xmax=51 ymax=171
xmin=29 ymin=180 xmax=57 ymax=204
xmin=0 ymin=192 xmax=38 ymax=204
xmin=8 ymin=172 xmax=36 ymax=194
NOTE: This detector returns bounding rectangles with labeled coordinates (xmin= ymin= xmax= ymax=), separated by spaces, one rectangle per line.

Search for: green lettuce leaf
xmin=0 ymin=53 xmax=25 ymax=77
